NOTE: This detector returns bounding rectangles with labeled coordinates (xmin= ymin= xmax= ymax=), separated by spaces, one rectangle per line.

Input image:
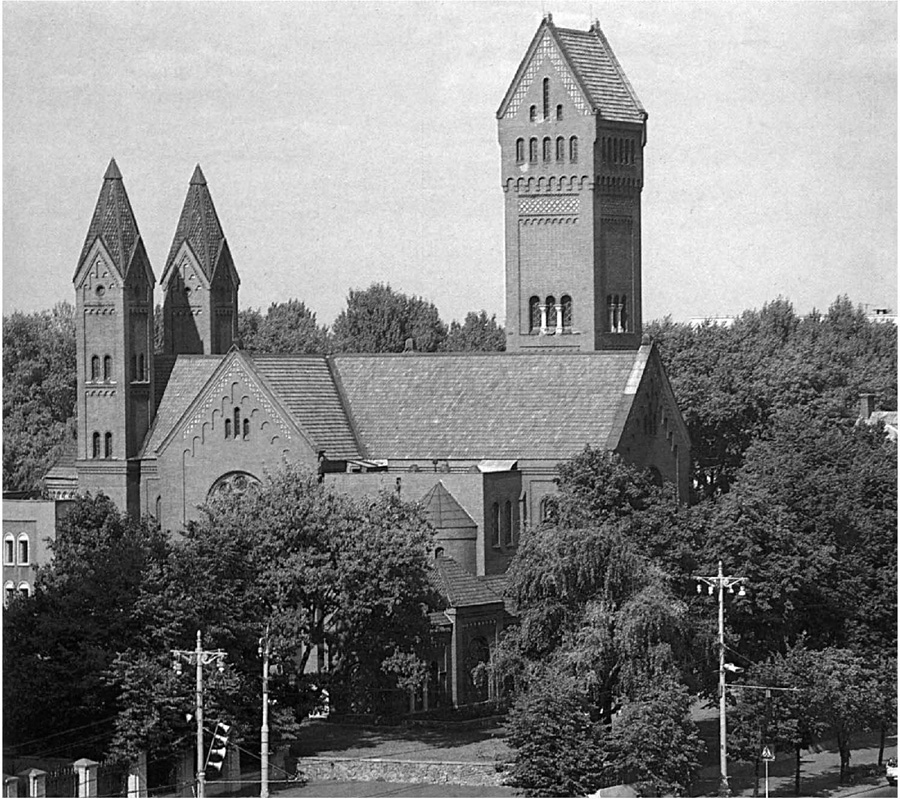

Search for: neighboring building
xmin=5 ymin=15 xmax=691 ymax=706
xmin=687 ymin=316 xmax=737 ymax=329
xmin=858 ymin=393 xmax=898 ymax=441
xmin=2 ymin=499 xmax=71 ymax=603
xmin=866 ymin=308 xmax=897 ymax=325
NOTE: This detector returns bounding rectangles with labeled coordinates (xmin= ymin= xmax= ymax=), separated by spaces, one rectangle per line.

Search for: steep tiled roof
xmin=420 ymin=482 xmax=477 ymax=530
xmin=76 ymin=159 xmax=142 ymax=277
xmin=428 ymin=557 xmax=504 ymax=609
xmin=164 ymin=165 xmax=227 ymax=282
xmin=555 ymin=24 xmax=646 ymax=124
xmin=251 ymin=356 xmax=360 ymax=460
xmin=142 ymin=355 xmax=224 ymax=455
xmin=331 ymin=351 xmax=641 ymax=460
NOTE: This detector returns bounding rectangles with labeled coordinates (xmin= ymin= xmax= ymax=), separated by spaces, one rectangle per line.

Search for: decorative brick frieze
xmin=519 ymin=195 xmax=579 ymax=215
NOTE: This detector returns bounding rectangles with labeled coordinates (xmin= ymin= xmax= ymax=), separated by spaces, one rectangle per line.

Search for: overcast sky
xmin=3 ymin=1 xmax=897 ymax=326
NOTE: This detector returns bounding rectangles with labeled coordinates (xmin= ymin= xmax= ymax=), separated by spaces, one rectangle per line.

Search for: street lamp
xmin=695 ymin=561 xmax=747 ymax=797
xmin=172 ymin=630 xmax=227 ymax=799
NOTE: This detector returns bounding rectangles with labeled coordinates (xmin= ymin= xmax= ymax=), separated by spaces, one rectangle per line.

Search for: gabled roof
xmin=497 ymin=15 xmax=646 ymax=125
xmin=428 ymin=556 xmax=505 ymax=609
xmin=162 ymin=165 xmax=230 ymax=284
xmin=76 ymin=159 xmax=144 ymax=279
xmin=331 ymin=349 xmax=646 ymax=460
xmin=420 ymin=482 xmax=477 ymax=530
xmin=251 ymin=356 xmax=360 ymax=460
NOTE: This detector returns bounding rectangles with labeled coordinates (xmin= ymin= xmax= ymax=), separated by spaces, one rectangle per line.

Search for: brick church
xmin=7 ymin=15 xmax=690 ymax=708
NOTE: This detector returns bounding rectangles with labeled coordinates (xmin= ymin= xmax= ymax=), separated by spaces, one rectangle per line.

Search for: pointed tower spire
xmin=76 ymin=158 xmax=140 ymax=279
xmin=164 ymin=164 xmax=226 ymax=282
xmin=190 ymin=163 xmax=207 ymax=185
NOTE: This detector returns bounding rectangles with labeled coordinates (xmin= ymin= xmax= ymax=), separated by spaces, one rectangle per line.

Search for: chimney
xmin=859 ymin=393 xmax=877 ymax=420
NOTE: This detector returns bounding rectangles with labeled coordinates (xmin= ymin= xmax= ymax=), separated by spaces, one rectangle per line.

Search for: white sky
xmin=3 ymin=1 xmax=897 ymax=325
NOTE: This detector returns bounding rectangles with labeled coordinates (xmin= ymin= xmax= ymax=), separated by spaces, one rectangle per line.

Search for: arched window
xmin=519 ymin=491 xmax=527 ymax=535
xmin=542 ymin=77 xmax=550 ymax=120
xmin=208 ymin=471 xmax=261 ymax=501
xmin=529 ymin=138 xmax=538 ymax=163
xmin=516 ymin=138 xmax=525 ymax=163
xmin=505 ymin=500 xmax=513 ymax=546
xmin=103 ymin=355 xmax=112 ymax=382
xmin=4 ymin=582 xmax=14 ymax=604
xmin=234 ymin=408 xmax=241 ymax=436
xmin=224 ymin=418 xmax=232 ymax=439
xmin=92 ymin=432 xmax=101 ymax=459
xmin=556 ymin=104 xmax=563 ymax=121
xmin=242 ymin=418 xmax=250 ymax=440
xmin=542 ymin=137 xmax=551 ymax=162
xmin=556 ymin=136 xmax=565 ymax=161
xmin=529 ymin=296 xmax=541 ymax=333
xmin=18 ymin=582 xmax=30 ymax=598
xmin=491 ymin=502 xmax=500 ymax=547
xmin=104 ymin=432 xmax=113 ymax=458
xmin=4 ymin=535 xmax=14 ymax=565
xmin=17 ymin=534 xmax=29 ymax=566
xmin=529 ymin=105 xmax=537 ymax=122
xmin=630 ymin=139 xmax=636 ymax=164
xmin=138 ymin=353 xmax=145 ymax=381
xmin=539 ymin=496 xmax=552 ymax=523
xmin=621 ymin=295 xmax=628 ymax=332
xmin=569 ymin=136 xmax=578 ymax=162
xmin=561 ymin=295 xmax=573 ymax=329
xmin=545 ymin=295 xmax=557 ymax=331
xmin=91 ymin=355 xmax=100 ymax=382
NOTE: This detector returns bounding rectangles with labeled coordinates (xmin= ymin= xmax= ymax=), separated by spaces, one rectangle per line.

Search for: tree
xmin=239 ymin=300 xmax=330 ymax=354
xmin=2 ymin=302 xmax=76 ymax=493
xmin=443 ymin=310 xmax=505 ymax=352
xmin=2 ymin=494 xmax=170 ymax=760
xmin=331 ymin=283 xmax=447 ymax=353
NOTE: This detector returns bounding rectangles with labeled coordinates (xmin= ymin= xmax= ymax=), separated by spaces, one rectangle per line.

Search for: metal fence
xmin=44 ymin=765 xmax=78 ymax=797
xmin=98 ymin=760 xmax=127 ymax=797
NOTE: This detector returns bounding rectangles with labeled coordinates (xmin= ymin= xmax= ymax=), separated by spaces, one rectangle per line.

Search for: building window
xmin=569 ymin=136 xmax=578 ymax=162
xmin=138 ymin=353 xmax=145 ymax=381
xmin=529 ymin=138 xmax=538 ymax=163
xmin=539 ymin=496 xmax=552 ymax=523
xmin=4 ymin=535 xmax=14 ymax=566
xmin=91 ymin=355 xmax=100 ymax=382
xmin=4 ymin=582 xmax=14 ymax=604
xmin=556 ymin=104 xmax=563 ymax=121
xmin=529 ymin=105 xmax=537 ymax=122
xmin=105 ymin=432 xmax=113 ymax=458
xmin=92 ymin=432 xmax=101 ymax=459
xmin=17 ymin=534 xmax=29 ymax=566
xmin=529 ymin=296 xmax=541 ymax=333
xmin=542 ymin=77 xmax=550 ymax=120
xmin=630 ymin=139 xmax=636 ymax=164
xmin=516 ymin=138 xmax=525 ymax=163
xmin=234 ymin=408 xmax=241 ymax=437
xmin=561 ymin=295 xmax=573 ymax=329
xmin=491 ymin=502 xmax=500 ymax=547
xmin=103 ymin=355 xmax=112 ymax=382
xmin=608 ymin=295 xmax=628 ymax=333
xmin=18 ymin=582 xmax=30 ymax=598
xmin=542 ymin=137 xmax=551 ymax=162
xmin=224 ymin=418 xmax=232 ymax=439
xmin=505 ymin=500 xmax=513 ymax=546
xmin=242 ymin=418 xmax=250 ymax=440
xmin=545 ymin=295 xmax=557 ymax=331
xmin=519 ymin=490 xmax=528 ymax=535
xmin=556 ymin=136 xmax=565 ymax=161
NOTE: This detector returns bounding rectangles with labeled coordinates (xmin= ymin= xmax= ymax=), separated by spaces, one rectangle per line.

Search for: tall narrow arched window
xmin=103 ymin=355 xmax=112 ymax=382
xmin=4 ymin=535 xmax=14 ymax=566
xmin=516 ymin=138 xmax=525 ymax=163
xmin=545 ymin=295 xmax=557 ymax=331
xmin=17 ymin=534 xmax=29 ymax=566
xmin=505 ymin=500 xmax=513 ymax=546
xmin=542 ymin=77 xmax=550 ymax=120
xmin=569 ymin=136 xmax=578 ymax=162
xmin=542 ymin=137 xmax=551 ymax=162
xmin=621 ymin=295 xmax=628 ymax=332
xmin=104 ymin=432 xmax=113 ymax=458
xmin=529 ymin=296 xmax=541 ymax=333
xmin=234 ymin=408 xmax=241 ymax=435
xmin=92 ymin=432 xmax=101 ymax=459
xmin=18 ymin=582 xmax=30 ymax=597
xmin=138 ymin=353 xmax=145 ymax=381
xmin=556 ymin=104 xmax=563 ymax=121
xmin=556 ymin=136 xmax=565 ymax=161
xmin=91 ymin=355 xmax=100 ymax=382
xmin=561 ymin=295 xmax=573 ymax=329
xmin=630 ymin=139 xmax=636 ymax=164
xmin=529 ymin=138 xmax=538 ymax=163
xmin=491 ymin=503 xmax=501 ymax=547
xmin=224 ymin=418 xmax=232 ymax=439
xmin=242 ymin=418 xmax=250 ymax=440
xmin=529 ymin=105 xmax=537 ymax=122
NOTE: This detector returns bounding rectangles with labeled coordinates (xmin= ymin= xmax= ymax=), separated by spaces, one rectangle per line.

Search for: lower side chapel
xmin=5 ymin=15 xmax=691 ymax=709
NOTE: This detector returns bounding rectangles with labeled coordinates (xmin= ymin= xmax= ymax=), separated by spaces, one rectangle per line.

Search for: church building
xmin=9 ymin=15 xmax=690 ymax=709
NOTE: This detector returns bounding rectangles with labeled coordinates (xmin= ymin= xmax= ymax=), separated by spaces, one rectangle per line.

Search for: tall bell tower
xmin=73 ymin=159 xmax=155 ymax=514
xmin=498 ymin=15 xmax=647 ymax=351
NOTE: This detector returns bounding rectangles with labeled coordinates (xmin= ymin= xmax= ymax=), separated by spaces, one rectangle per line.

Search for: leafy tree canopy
xmin=443 ymin=310 xmax=506 ymax=352
xmin=238 ymin=300 xmax=330 ymax=354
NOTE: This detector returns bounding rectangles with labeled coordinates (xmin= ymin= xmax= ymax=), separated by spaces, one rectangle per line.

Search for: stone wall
xmin=296 ymin=756 xmax=506 ymax=786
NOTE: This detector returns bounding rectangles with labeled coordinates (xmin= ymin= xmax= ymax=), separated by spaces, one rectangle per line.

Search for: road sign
xmin=762 ymin=744 xmax=775 ymax=762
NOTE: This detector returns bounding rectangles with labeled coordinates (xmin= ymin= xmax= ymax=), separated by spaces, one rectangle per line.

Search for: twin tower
xmin=73 ymin=14 xmax=647 ymax=509
xmin=73 ymin=160 xmax=240 ymax=507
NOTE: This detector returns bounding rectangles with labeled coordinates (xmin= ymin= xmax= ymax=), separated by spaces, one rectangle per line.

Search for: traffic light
xmin=206 ymin=722 xmax=231 ymax=777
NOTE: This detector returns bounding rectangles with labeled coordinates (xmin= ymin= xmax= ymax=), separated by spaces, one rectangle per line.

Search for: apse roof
xmin=419 ymin=482 xmax=478 ymax=530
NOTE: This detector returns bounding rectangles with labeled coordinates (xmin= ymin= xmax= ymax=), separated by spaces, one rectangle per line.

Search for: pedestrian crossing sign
xmin=762 ymin=744 xmax=775 ymax=761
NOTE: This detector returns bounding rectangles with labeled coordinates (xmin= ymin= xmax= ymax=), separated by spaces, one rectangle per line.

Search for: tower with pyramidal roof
xmin=498 ymin=14 xmax=647 ymax=351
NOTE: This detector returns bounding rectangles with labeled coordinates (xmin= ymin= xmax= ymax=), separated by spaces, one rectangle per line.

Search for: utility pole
xmin=259 ymin=626 xmax=271 ymax=799
xmin=172 ymin=631 xmax=227 ymax=799
xmin=695 ymin=561 xmax=747 ymax=797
